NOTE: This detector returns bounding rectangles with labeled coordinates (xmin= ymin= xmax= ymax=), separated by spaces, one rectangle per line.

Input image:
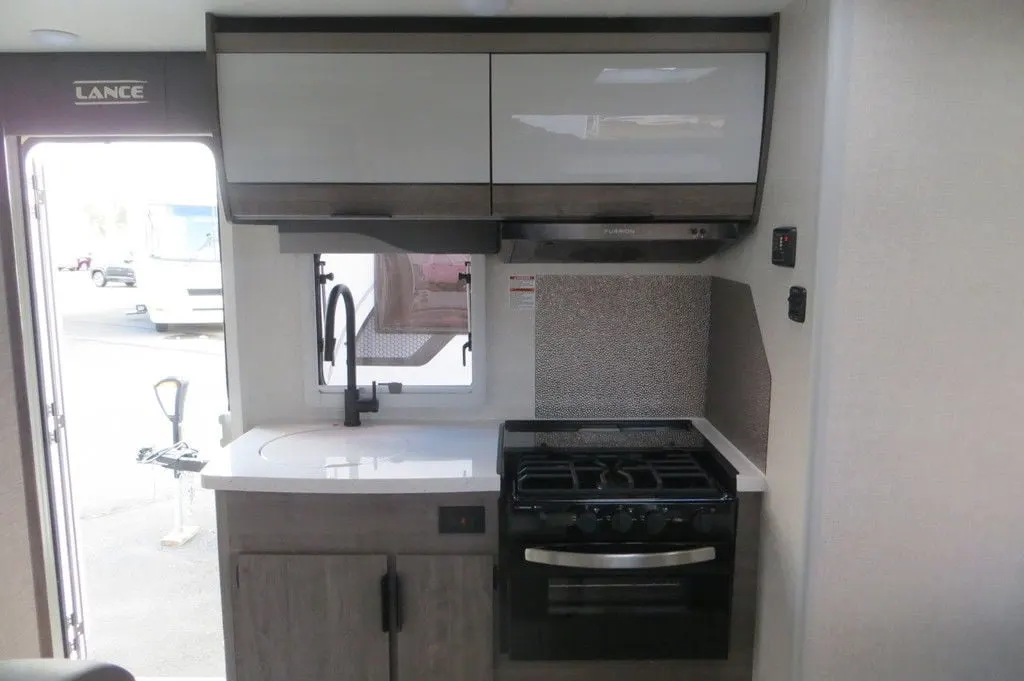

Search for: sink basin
xmin=258 ymin=427 xmax=401 ymax=469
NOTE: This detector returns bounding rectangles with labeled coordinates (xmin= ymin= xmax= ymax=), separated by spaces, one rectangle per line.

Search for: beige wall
xmin=0 ymin=142 xmax=47 ymax=658
xmin=802 ymin=1 xmax=1024 ymax=679
xmin=714 ymin=2 xmax=830 ymax=680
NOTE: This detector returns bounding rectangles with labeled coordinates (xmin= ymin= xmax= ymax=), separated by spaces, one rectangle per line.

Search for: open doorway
xmin=24 ymin=140 xmax=227 ymax=678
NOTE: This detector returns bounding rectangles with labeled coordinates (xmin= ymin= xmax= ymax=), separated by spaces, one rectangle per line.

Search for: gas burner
xmin=598 ymin=464 xmax=634 ymax=490
xmin=514 ymin=449 xmax=724 ymax=500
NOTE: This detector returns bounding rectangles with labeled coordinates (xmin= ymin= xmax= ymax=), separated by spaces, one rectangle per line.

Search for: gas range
xmin=497 ymin=419 xmax=740 ymax=661
xmin=500 ymin=419 xmax=737 ymax=541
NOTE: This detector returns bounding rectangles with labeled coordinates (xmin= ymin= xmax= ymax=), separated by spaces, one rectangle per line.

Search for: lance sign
xmin=73 ymin=79 xmax=148 ymax=106
xmin=0 ymin=53 xmax=212 ymax=135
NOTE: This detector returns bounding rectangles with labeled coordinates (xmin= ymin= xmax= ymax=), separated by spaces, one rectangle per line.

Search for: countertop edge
xmin=203 ymin=475 xmax=501 ymax=495
xmin=690 ymin=418 xmax=767 ymax=493
xmin=201 ymin=419 xmax=768 ymax=494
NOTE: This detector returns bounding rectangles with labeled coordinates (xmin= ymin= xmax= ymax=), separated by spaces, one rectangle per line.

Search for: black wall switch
xmin=788 ymin=286 xmax=808 ymax=323
xmin=439 ymin=506 xmax=486 ymax=534
xmin=772 ymin=227 xmax=798 ymax=267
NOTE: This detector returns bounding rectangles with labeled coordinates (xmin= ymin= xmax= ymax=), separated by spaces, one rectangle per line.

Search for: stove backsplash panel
xmin=707 ymin=277 xmax=771 ymax=471
xmin=535 ymin=275 xmax=711 ymax=419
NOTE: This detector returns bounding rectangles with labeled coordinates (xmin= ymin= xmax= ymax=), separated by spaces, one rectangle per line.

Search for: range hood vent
xmin=278 ymin=219 xmax=501 ymax=255
xmin=500 ymin=222 xmax=742 ymax=264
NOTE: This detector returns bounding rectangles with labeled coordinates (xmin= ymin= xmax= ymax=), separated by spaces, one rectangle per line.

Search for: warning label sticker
xmin=509 ymin=275 xmax=536 ymax=311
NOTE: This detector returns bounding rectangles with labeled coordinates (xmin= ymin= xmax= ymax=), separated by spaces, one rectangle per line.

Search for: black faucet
xmin=323 ymin=284 xmax=379 ymax=427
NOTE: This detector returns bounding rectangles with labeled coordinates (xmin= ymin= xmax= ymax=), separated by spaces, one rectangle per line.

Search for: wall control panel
xmin=439 ymin=505 xmax=486 ymax=534
xmin=788 ymin=286 xmax=808 ymax=323
xmin=772 ymin=227 xmax=797 ymax=267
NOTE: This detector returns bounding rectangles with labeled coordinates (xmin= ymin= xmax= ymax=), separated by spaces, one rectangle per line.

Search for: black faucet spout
xmin=324 ymin=284 xmax=380 ymax=427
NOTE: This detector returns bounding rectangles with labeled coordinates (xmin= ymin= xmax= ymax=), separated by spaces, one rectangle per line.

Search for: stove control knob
xmin=575 ymin=511 xmax=599 ymax=534
xmin=611 ymin=510 xmax=634 ymax=533
xmin=645 ymin=511 xmax=668 ymax=535
xmin=693 ymin=511 xmax=716 ymax=534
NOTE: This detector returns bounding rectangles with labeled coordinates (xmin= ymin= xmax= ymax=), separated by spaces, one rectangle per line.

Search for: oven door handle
xmin=524 ymin=546 xmax=716 ymax=570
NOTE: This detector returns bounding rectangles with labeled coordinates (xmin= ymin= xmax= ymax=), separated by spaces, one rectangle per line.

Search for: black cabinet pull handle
xmin=380 ymin=574 xmax=391 ymax=633
xmin=394 ymin=574 xmax=404 ymax=633
xmin=331 ymin=210 xmax=393 ymax=218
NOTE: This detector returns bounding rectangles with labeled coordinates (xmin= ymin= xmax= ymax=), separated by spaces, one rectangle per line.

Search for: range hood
xmin=500 ymin=222 xmax=742 ymax=264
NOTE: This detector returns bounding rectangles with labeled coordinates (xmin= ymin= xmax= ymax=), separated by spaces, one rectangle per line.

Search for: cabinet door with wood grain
xmin=233 ymin=554 xmax=390 ymax=681
xmin=395 ymin=554 xmax=494 ymax=681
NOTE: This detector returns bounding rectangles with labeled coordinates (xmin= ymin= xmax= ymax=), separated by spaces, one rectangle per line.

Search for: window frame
xmin=302 ymin=253 xmax=487 ymax=411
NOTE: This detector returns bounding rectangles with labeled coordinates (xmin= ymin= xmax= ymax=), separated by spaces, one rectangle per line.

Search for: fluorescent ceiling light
xmin=461 ymin=0 xmax=510 ymax=16
xmin=31 ymin=29 xmax=80 ymax=47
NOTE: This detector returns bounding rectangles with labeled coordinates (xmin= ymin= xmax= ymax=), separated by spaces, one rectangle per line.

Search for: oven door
xmin=506 ymin=542 xmax=733 ymax=661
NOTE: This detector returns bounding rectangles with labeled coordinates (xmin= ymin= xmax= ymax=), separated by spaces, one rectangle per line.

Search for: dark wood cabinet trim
xmin=225 ymin=183 xmax=492 ymax=221
xmin=209 ymin=16 xmax=774 ymax=55
xmin=751 ymin=14 xmax=781 ymax=225
xmin=215 ymin=31 xmax=772 ymax=54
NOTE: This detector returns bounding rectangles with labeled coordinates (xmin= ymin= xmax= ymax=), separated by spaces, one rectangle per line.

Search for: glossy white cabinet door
xmin=217 ymin=53 xmax=491 ymax=184
xmin=492 ymin=53 xmax=767 ymax=184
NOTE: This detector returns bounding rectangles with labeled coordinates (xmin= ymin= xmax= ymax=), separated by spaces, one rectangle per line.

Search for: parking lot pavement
xmin=54 ymin=270 xmax=227 ymax=677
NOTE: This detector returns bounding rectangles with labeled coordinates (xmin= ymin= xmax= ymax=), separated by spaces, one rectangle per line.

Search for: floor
xmin=57 ymin=271 xmax=227 ymax=677
xmin=79 ymin=494 xmax=223 ymax=676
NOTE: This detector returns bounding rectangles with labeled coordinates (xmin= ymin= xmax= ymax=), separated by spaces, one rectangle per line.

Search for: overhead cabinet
xmin=210 ymin=19 xmax=774 ymax=225
xmin=491 ymin=53 xmax=766 ymax=185
xmin=215 ymin=53 xmax=492 ymax=219
xmin=491 ymin=53 xmax=768 ymax=219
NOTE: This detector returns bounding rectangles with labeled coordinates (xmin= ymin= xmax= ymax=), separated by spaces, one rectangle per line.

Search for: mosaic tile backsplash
xmin=535 ymin=275 xmax=711 ymax=419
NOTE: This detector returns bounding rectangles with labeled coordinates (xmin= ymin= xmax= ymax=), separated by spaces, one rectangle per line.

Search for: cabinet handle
xmin=331 ymin=210 xmax=393 ymax=218
xmin=380 ymin=574 xmax=391 ymax=633
xmin=591 ymin=210 xmax=656 ymax=220
xmin=394 ymin=574 xmax=404 ymax=633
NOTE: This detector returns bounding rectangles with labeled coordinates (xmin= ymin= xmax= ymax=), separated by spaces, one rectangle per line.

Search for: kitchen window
xmin=314 ymin=253 xmax=482 ymax=399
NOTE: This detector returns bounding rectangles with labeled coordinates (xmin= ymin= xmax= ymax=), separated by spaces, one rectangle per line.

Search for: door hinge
xmin=31 ymin=176 xmax=45 ymax=216
xmin=65 ymin=611 xmax=84 ymax=653
xmin=49 ymin=402 xmax=65 ymax=427
xmin=48 ymin=402 xmax=65 ymax=443
xmin=234 ymin=564 xmax=240 ymax=589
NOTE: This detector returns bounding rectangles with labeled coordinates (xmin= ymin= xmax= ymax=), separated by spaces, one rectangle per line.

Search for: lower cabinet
xmin=233 ymin=553 xmax=493 ymax=681
xmin=395 ymin=555 xmax=494 ymax=681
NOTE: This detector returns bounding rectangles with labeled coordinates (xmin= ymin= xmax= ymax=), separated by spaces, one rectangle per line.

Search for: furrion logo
xmin=73 ymin=79 xmax=148 ymax=106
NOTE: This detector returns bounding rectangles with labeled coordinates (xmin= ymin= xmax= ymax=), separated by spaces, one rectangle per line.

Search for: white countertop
xmin=200 ymin=421 xmax=503 ymax=494
xmin=200 ymin=418 xmax=768 ymax=495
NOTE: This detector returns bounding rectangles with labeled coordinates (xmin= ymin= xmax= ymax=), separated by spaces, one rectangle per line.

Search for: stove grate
xmin=515 ymin=450 xmax=720 ymax=498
